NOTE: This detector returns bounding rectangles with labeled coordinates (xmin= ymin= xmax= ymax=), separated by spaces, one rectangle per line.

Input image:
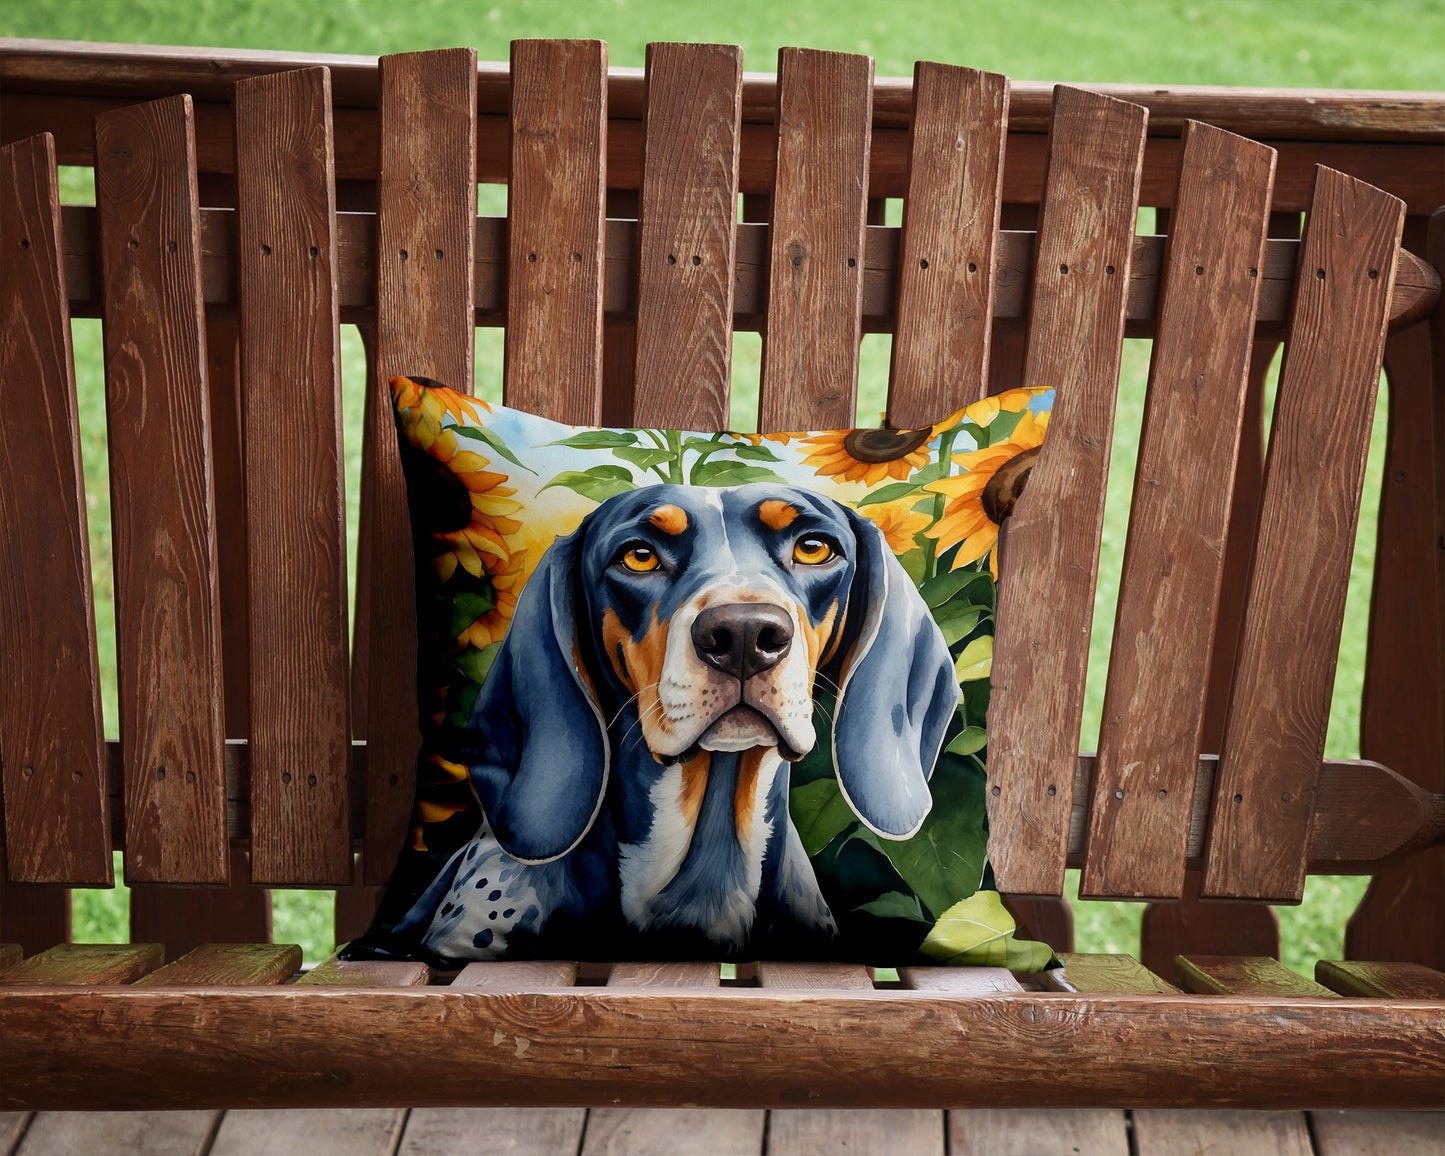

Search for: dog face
xmin=459 ymin=482 xmax=959 ymax=865
xmin=579 ymin=484 xmax=857 ymax=766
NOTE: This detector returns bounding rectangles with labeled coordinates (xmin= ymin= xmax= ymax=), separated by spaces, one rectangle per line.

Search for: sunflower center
xmin=841 ymin=427 xmax=932 ymax=463
xmin=981 ymin=446 xmax=1042 ymax=524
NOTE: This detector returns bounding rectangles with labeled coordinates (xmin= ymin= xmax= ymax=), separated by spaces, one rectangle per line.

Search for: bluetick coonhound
xmin=394 ymin=482 xmax=959 ymax=964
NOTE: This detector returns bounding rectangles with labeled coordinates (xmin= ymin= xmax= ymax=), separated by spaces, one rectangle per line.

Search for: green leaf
xmin=954 ymin=634 xmax=994 ymax=682
xmin=689 ymin=459 xmax=789 ymax=487
xmin=615 ymin=445 xmax=676 ymax=471
xmin=945 ymin=726 xmax=987 ymax=757
xmin=447 ymin=589 xmax=496 ymax=638
xmin=733 ymin=443 xmax=784 ymax=462
xmin=939 ymin=611 xmax=981 ymax=647
xmin=919 ymin=568 xmax=978 ymax=608
xmin=451 ymin=425 xmax=537 ymax=473
xmin=918 ymin=891 xmax=1057 ymax=971
xmin=538 ymin=465 xmax=636 ymax=503
xmin=789 ymin=778 xmax=857 ymax=858
xmin=542 ymin=430 xmax=639 ymax=449
xmin=855 ymin=891 xmax=928 ymax=923
xmin=855 ymin=481 xmax=926 ymax=508
xmin=451 ymin=642 xmax=502 ymax=686
xmin=682 ymin=436 xmax=728 ymax=453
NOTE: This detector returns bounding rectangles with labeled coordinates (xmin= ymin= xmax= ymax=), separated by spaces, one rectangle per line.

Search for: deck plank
xmin=208 ymin=1110 xmax=403 ymax=1156
xmin=768 ymin=1110 xmax=944 ymax=1156
xmin=1132 ymin=1110 xmax=1313 ymax=1156
xmin=582 ymin=1108 xmax=763 ymax=1156
xmin=1310 ymin=1110 xmax=1445 ymax=1156
xmin=950 ymin=1109 xmax=1128 ymax=1155
xmin=399 ymin=1108 xmax=586 ymax=1156
xmin=15 ymin=1111 xmax=217 ymax=1156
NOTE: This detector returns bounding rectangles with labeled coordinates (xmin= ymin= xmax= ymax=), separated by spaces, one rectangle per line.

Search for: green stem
xmin=922 ymin=427 xmax=959 ymax=582
xmin=668 ymin=429 xmax=684 ymax=485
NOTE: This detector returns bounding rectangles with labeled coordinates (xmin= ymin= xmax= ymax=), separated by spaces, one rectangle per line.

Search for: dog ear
xmin=831 ymin=508 xmax=960 ymax=840
xmin=460 ymin=530 xmax=610 ymax=864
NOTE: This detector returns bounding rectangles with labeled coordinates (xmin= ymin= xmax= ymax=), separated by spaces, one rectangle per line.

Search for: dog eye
xmin=619 ymin=545 xmax=661 ymax=573
xmin=792 ymin=536 xmax=835 ymax=566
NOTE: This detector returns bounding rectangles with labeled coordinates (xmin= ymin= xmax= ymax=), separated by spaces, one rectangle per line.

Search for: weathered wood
xmin=758 ymin=48 xmax=874 ymax=431
xmin=7 ymin=988 xmax=1441 ymax=1110
xmin=1310 ymin=1110 xmax=1445 ymax=1156
xmin=608 ymin=962 xmax=720 ymax=988
xmin=0 ymin=133 xmax=111 ymax=885
xmin=0 ymin=945 xmax=20 ymax=968
xmin=128 ymin=846 xmax=271 ymax=961
xmin=0 ymin=1112 xmax=31 ymax=1154
xmin=1132 ymin=1110 xmax=1313 ymax=1156
xmin=360 ymin=49 xmax=478 ymax=885
xmin=298 ymin=952 xmax=432 ymax=987
xmin=768 ymin=1110 xmax=943 ymax=1156
xmin=1316 ymin=960 xmax=1445 ymax=999
xmin=987 ymin=87 xmax=1148 ymax=896
xmin=1046 ymin=953 xmax=1181 ymax=994
xmin=887 ymin=63 xmax=1008 ymax=427
xmin=1139 ymin=869 xmax=1280 ymax=983
xmin=0 ymin=869 xmax=70 ymax=956
xmin=93 ymin=95 xmax=229 ymax=885
xmin=757 ymin=962 xmax=872 ymax=990
xmin=452 ymin=961 xmax=579 ymax=989
xmin=1204 ymin=167 xmax=1406 ymax=903
xmin=0 ymin=942 xmax=162 ymax=985
xmin=1083 ymin=122 xmax=1275 ymax=900
xmin=899 ymin=967 xmax=1024 ymax=994
xmin=14 ymin=1110 xmax=219 ymax=1156
xmin=132 ymin=942 xmax=301 ymax=986
xmin=208 ymin=1109 xmax=405 ymax=1156
xmin=233 ymin=67 xmax=352 ymax=885
xmin=950 ymin=1109 xmax=1128 ymax=1156
xmin=630 ymin=43 xmax=742 ymax=430
xmin=1176 ymin=955 xmax=1337 ymax=997
xmin=583 ymin=1108 xmax=764 ymax=1156
xmin=505 ymin=39 xmax=607 ymax=423
xmin=400 ymin=1108 xmax=587 ymax=1156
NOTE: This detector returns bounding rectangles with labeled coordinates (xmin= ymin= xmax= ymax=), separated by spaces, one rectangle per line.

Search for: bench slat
xmin=93 ymin=95 xmax=230 ymax=886
xmin=451 ymin=960 xmax=579 ymax=989
xmin=504 ymin=39 xmax=607 ymax=423
xmin=0 ymin=942 xmax=163 ymax=985
xmin=899 ymin=967 xmax=1025 ymax=994
xmin=128 ymin=846 xmax=272 ymax=960
xmin=986 ymin=87 xmax=1148 ymax=896
xmin=756 ymin=962 xmax=873 ymax=990
xmin=1204 ymin=167 xmax=1406 ymax=903
xmin=887 ymin=63 xmax=1008 ymax=428
xmin=0 ymin=133 xmax=111 ymax=885
xmin=607 ymin=962 xmax=720 ymax=988
xmin=359 ymin=48 xmax=479 ymax=884
xmin=630 ymin=42 xmax=742 ymax=431
xmin=132 ymin=942 xmax=301 ymax=986
xmin=1316 ymin=960 xmax=1445 ymax=999
xmin=1083 ymin=122 xmax=1276 ymax=900
xmin=233 ymin=67 xmax=353 ymax=885
xmin=1176 ymin=955 xmax=1337 ymax=997
xmin=298 ymin=952 xmax=433 ymax=987
xmin=759 ymin=48 xmax=874 ymax=432
xmin=1044 ymin=953 xmax=1181 ymax=994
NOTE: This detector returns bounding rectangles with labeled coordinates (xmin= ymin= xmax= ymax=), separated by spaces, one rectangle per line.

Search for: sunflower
xmin=923 ymin=409 xmax=1049 ymax=577
xmin=454 ymin=556 xmax=523 ymax=650
xmin=727 ymin=430 xmax=796 ymax=447
xmin=800 ymin=425 xmax=937 ymax=485
xmin=857 ymin=498 xmax=933 ymax=555
xmin=410 ymin=754 xmax=473 ymax=851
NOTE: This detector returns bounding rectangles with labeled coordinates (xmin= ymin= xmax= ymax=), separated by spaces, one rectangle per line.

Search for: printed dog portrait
xmin=392 ymin=482 xmax=960 ymax=965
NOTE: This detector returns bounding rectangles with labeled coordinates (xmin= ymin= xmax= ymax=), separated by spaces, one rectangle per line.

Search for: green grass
xmin=19 ymin=0 xmax=1439 ymax=969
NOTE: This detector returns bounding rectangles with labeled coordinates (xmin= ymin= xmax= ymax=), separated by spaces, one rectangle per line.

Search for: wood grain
xmin=758 ymin=48 xmax=874 ymax=432
xmin=451 ymin=960 xmax=579 ymax=989
xmin=630 ymin=43 xmax=742 ymax=430
xmin=360 ymin=48 xmax=478 ymax=884
xmin=0 ymin=945 xmax=20 ymax=968
xmin=0 ymin=133 xmax=111 ymax=885
xmin=3 ymin=988 xmax=1443 ymax=1110
xmin=1046 ymin=953 xmax=1181 ymax=994
xmin=208 ymin=1109 xmax=404 ymax=1156
xmin=899 ymin=967 xmax=1024 ymax=994
xmin=757 ymin=962 xmax=872 ymax=990
xmin=400 ymin=1108 xmax=587 ymax=1156
xmin=1083 ymin=123 xmax=1275 ymax=900
xmin=583 ymin=1108 xmax=764 ymax=1156
xmin=504 ymin=39 xmax=607 ymax=423
xmin=93 ymin=95 xmax=229 ymax=885
xmin=950 ymin=1109 xmax=1128 ymax=1156
xmin=769 ymin=1110 xmax=943 ymax=1156
xmin=1139 ymin=870 xmax=1279 ymax=983
xmin=986 ymin=87 xmax=1148 ymax=896
xmin=608 ymin=962 xmax=720 ymax=988
xmin=0 ymin=862 xmax=70 ymax=955
xmin=298 ymin=952 xmax=432 ymax=987
xmin=0 ymin=942 xmax=162 ymax=985
xmin=1132 ymin=1110 xmax=1313 ymax=1156
xmin=1176 ymin=955 xmax=1337 ymax=997
xmin=1204 ymin=167 xmax=1406 ymax=902
xmin=132 ymin=942 xmax=301 ymax=986
xmin=888 ymin=63 xmax=1009 ymax=427
xmin=233 ymin=67 xmax=352 ymax=885
xmin=14 ymin=1110 xmax=219 ymax=1156
xmin=1316 ymin=960 xmax=1445 ymax=999
xmin=128 ymin=847 xmax=271 ymax=961
xmin=1310 ymin=1110 xmax=1445 ymax=1156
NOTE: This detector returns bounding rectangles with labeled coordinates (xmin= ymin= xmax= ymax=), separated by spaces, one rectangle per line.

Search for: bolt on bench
xmin=1 ymin=38 xmax=1443 ymax=1112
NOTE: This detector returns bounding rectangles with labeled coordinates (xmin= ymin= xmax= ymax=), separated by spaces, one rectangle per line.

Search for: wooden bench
xmin=1 ymin=37 xmax=1443 ymax=1121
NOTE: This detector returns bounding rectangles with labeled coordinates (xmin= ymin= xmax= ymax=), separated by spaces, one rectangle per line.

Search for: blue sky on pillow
xmin=362 ymin=376 xmax=1056 ymax=968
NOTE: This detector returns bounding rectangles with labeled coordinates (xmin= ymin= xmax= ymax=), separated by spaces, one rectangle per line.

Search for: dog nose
xmin=692 ymin=603 xmax=794 ymax=681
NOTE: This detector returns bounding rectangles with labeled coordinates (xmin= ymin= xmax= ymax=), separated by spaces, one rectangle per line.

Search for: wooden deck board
xmin=951 ymin=1109 xmax=1129 ymax=1156
xmin=207 ymin=1109 xmax=404 ymax=1156
xmin=15 ymin=1111 xmax=218 ymax=1156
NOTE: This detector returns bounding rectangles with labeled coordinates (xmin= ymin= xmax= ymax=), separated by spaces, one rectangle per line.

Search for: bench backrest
xmin=1 ymin=42 xmax=1440 ymax=948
